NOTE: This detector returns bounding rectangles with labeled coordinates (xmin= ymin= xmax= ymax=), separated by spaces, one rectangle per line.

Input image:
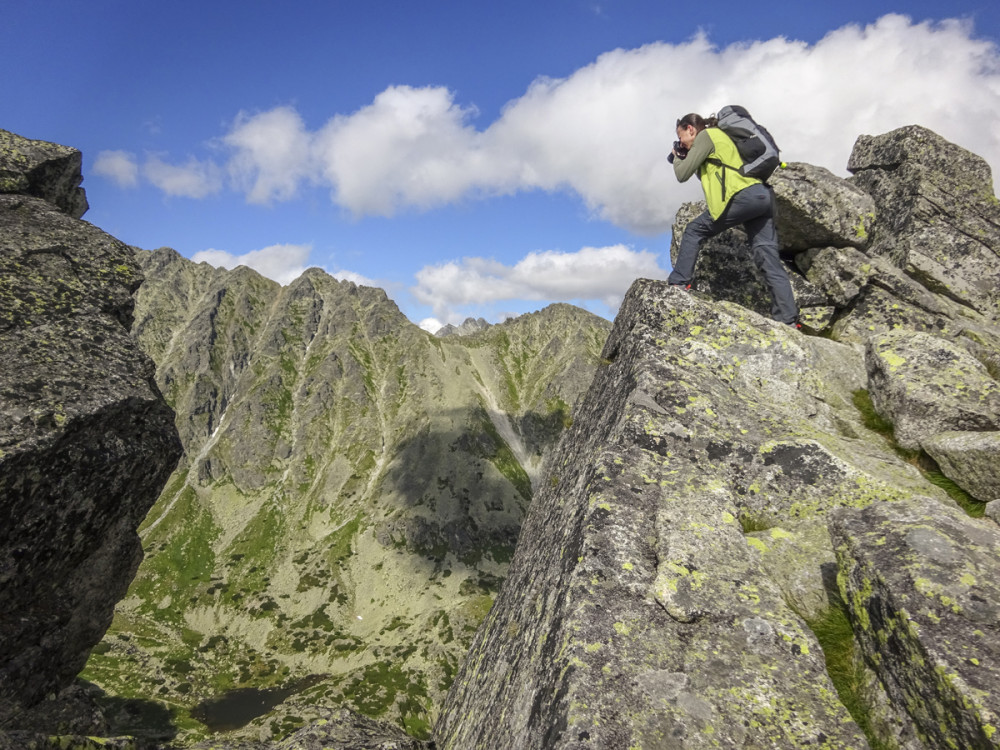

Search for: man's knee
xmin=685 ymin=213 xmax=717 ymax=240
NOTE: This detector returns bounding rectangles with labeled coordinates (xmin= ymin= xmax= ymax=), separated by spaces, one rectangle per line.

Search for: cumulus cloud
xmin=201 ymin=14 xmax=1000 ymax=234
xmin=412 ymin=244 xmax=665 ymax=323
xmin=224 ymin=106 xmax=314 ymax=203
xmin=93 ymin=150 xmax=139 ymax=187
xmin=192 ymin=243 xmax=313 ymax=285
xmin=143 ymin=154 xmax=223 ymax=198
xmin=313 ymin=86 xmax=486 ymax=214
xmin=104 ymin=15 xmax=1000 ymax=231
xmin=93 ymin=150 xmax=222 ymax=198
xmin=418 ymin=317 xmax=445 ymax=334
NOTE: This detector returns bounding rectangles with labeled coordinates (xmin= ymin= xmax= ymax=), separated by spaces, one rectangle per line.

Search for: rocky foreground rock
xmin=0 ymin=130 xmax=182 ymax=739
xmin=436 ymin=126 xmax=1000 ymax=749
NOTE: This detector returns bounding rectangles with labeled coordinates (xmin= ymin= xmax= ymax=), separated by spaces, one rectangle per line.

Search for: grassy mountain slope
xmin=82 ymin=248 xmax=610 ymax=743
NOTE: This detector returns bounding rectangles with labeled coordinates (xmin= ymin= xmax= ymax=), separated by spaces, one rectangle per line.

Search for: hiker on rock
xmin=667 ymin=112 xmax=799 ymax=326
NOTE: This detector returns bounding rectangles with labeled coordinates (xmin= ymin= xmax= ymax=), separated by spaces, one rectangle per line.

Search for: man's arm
xmin=673 ymin=129 xmax=714 ymax=182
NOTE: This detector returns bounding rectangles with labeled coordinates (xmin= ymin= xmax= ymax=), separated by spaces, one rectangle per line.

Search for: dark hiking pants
xmin=667 ymin=183 xmax=799 ymax=324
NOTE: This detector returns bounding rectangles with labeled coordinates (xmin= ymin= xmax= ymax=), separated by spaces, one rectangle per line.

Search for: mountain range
xmin=81 ymin=250 xmax=609 ymax=742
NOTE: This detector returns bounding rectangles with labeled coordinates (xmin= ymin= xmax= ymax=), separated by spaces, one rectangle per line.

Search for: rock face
xmin=437 ymin=126 xmax=1000 ymax=749
xmin=849 ymin=125 xmax=1000 ymax=320
xmin=866 ymin=330 xmax=1000 ymax=451
xmin=770 ymin=161 xmax=877 ymax=252
xmin=831 ymin=496 xmax=1000 ymax=750
xmin=8 ymin=122 xmax=1000 ymax=750
xmin=0 ymin=128 xmax=88 ymax=219
xmin=923 ymin=431 xmax=1000 ymax=504
xmin=437 ymin=283 xmax=896 ymax=749
xmin=0 ymin=130 xmax=182 ymax=722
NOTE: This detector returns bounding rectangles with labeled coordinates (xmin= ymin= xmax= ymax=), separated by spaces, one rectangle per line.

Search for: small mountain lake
xmin=190 ymin=674 xmax=326 ymax=732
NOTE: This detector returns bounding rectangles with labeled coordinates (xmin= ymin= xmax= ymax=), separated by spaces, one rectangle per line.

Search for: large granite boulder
xmin=436 ymin=279 xmax=961 ymax=749
xmin=922 ymin=431 xmax=1000 ymax=504
xmin=830 ymin=495 xmax=1000 ymax=749
xmin=865 ymin=329 xmax=1000 ymax=451
xmin=0 ymin=128 xmax=88 ymax=219
xmin=0 ymin=130 xmax=182 ymax=723
xmin=770 ymin=161 xmax=877 ymax=252
xmin=848 ymin=125 xmax=1000 ymax=321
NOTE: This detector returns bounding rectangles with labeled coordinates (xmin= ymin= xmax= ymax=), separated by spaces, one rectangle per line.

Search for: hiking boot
xmin=669 ymin=283 xmax=692 ymax=291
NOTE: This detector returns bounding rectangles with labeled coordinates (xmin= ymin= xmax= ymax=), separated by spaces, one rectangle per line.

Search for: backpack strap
xmin=705 ymin=157 xmax=729 ymax=201
xmin=706 ymin=157 xmax=770 ymax=185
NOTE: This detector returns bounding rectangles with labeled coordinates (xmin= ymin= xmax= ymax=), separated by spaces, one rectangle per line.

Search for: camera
xmin=667 ymin=140 xmax=688 ymax=164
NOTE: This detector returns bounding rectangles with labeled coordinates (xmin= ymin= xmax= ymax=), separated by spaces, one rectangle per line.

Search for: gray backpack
xmin=715 ymin=105 xmax=782 ymax=181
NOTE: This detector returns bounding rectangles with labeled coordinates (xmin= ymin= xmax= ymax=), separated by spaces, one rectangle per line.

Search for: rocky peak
xmin=435 ymin=316 xmax=491 ymax=337
xmin=0 ymin=129 xmax=181 ymax=734
xmin=849 ymin=125 xmax=1000 ymax=319
xmin=0 ymin=128 xmax=89 ymax=219
xmin=436 ymin=125 xmax=1000 ymax=749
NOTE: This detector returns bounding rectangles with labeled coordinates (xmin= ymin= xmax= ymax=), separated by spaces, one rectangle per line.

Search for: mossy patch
xmin=924 ymin=468 xmax=986 ymax=518
xmin=852 ymin=390 xmax=985 ymax=518
xmin=795 ymin=591 xmax=892 ymax=750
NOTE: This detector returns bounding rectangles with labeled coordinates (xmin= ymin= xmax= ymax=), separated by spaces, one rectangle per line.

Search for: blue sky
xmin=4 ymin=1 xmax=1000 ymax=331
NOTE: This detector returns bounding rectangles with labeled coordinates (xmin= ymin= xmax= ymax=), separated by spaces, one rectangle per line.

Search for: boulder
xmin=436 ymin=279 xmax=958 ymax=749
xmin=865 ymin=329 xmax=1000 ymax=451
xmin=830 ymin=495 xmax=1000 ymax=750
xmin=0 ymin=128 xmax=88 ymax=218
xmin=797 ymin=245 xmax=873 ymax=307
xmin=849 ymin=125 xmax=1000 ymax=320
xmin=0 ymin=131 xmax=182 ymax=721
xmin=769 ymin=161 xmax=877 ymax=251
xmin=922 ymin=430 xmax=1000 ymax=504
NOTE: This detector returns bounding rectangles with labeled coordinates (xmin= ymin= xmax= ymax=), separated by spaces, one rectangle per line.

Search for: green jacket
xmin=674 ymin=128 xmax=761 ymax=219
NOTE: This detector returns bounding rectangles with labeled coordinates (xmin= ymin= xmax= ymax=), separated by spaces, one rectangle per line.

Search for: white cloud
xmin=412 ymin=244 xmax=665 ymax=323
xmin=107 ymin=15 xmax=1000 ymax=234
xmin=313 ymin=85 xmax=487 ymax=215
xmin=143 ymin=154 xmax=223 ymax=198
xmin=93 ymin=150 xmax=139 ymax=187
xmin=224 ymin=106 xmax=313 ymax=203
xmin=418 ymin=317 xmax=444 ymax=333
xmin=192 ymin=243 xmax=313 ymax=285
xmin=205 ymin=14 xmax=1000 ymax=233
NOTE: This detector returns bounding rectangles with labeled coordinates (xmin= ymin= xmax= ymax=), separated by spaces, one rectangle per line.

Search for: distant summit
xmin=435 ymin=316 xmax=491 ymax=337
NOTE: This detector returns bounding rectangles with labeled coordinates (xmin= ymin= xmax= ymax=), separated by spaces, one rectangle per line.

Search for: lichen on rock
xmin=830 ymin=495 xmax=1000 ymax=749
